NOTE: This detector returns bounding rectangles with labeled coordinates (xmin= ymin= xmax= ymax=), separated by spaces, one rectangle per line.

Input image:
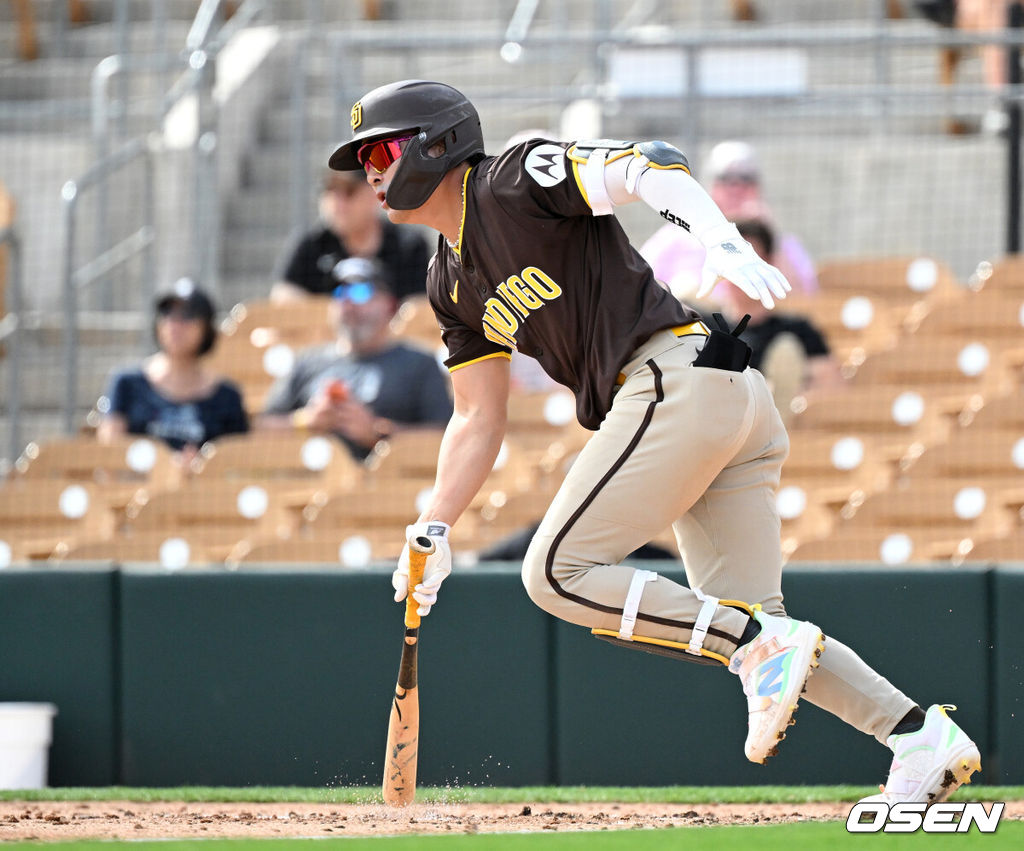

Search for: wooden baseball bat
xmin=381 ymin=535 xmax=436 ymax=807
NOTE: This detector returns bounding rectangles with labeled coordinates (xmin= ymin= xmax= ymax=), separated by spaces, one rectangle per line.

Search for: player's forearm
xmin=417 ymin=408 xmax=506 ymax=528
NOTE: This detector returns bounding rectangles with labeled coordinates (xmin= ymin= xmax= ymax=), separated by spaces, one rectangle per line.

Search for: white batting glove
xmin=697 ymin=222 xmax=791 ymax=309
xmin=392 ymin=521 xmax=453 ymax=617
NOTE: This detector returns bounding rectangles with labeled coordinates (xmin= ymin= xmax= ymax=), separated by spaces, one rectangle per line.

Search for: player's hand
xmin=392 ymin=521 xmax=452 ymax=617
xmin=697 ymin=223 xmax=791 ymax=309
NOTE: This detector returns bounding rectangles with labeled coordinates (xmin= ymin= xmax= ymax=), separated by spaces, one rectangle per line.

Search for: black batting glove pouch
xmin=692 ymin=313 xmax=752 ymax=373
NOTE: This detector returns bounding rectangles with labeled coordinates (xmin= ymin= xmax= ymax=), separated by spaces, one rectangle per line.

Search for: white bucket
xmin=0 ymin=703 xmax=58 ymax=789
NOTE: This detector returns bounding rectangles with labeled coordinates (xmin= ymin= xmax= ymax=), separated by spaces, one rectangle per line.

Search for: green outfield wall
xmin=0 ymin=563 xmax=1019 ymax=787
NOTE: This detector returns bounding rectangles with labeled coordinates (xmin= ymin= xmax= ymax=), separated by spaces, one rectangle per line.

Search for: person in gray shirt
xmin=258 ymin=258 xmax=452 ymax=459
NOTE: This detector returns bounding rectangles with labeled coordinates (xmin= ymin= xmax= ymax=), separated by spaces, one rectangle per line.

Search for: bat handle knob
xmin=411 ymin=536 xmax=437 ymax=555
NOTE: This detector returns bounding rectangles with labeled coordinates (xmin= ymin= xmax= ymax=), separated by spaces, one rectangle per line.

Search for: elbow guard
xmin=567 ymin=139 xmax=690 ymax=215
xmin=635 ymin=140 xmax=690 ymax=171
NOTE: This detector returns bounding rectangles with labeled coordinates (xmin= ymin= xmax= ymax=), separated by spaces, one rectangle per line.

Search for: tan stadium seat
xmin=192 ymin=432 xmax=363 ymax=505
xmin=204 ymin=331 xmax=292 ymax=414
xmin=49 ymin=531 xmax=217 ymax=567
xmin=780 ymin=292 xmax=905 ymax=365
xmin=959 ymin=389 xmax=1024 ymax=430
xmin=222 ymin=297 xmax=334 ymax=348
xmin=846 ymin=337 xmax=1017 ymax=413
xmin=904 ymin=428 xmax=1024 ymax=486
xmin=782 ymin=432 xmax=894 ymax=503
xmin=124 ymin=479 xmax=300 ymax=560
xmin=905 ymin=288 xmax=1024 ymax=343
xmin=506 ymin=389 xmax=590 ymax=452
xmin=982 ymin=256 xmax=1024 ymax=295
xmin=225 ymin=531 xmax=403 ymax=567
xmin=303 ymin=477 xmax=434 ymax=531
xmin=789 ymin=384 xmax=952 ymax=460
xmin=14 ymin=436 xmax=180 ymax=509
xmin=957 ymin=532 xmax=1024 ymax=563
xmin=777 ymin=496 xmax=838 ymax=561
xmin=0 ymin=480 xmax=116 ymax=561
xmin=815 ymin=256 xmax=963 ymax=303
xmin=829 ymin=477 xmax=1014 ymax=561
xmin=366 ymin=430 xmax=445 ymax=481
xmin=392 ymin=295 xmax=444 ymax=352
xmin=786 ymin=528 xmax=953 ymax=564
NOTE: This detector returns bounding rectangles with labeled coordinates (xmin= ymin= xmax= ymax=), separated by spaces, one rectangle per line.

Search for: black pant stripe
xmin=541 ymin=358 xmax=740 ymax=644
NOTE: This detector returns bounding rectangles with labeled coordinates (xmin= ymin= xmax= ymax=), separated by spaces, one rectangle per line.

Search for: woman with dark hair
xmin=96 ymin=278 xmax=248 ymax=455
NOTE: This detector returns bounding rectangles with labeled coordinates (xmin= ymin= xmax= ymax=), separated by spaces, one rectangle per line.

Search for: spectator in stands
xmin=917 ymin=0 xmax=1012 ymax=134
xmin=96 ymin=279 xmax=248 ymax=458
xmin=710 ymin=218 xmax=841 ymax=417
xmin=258 ymin=258 xmax=453 ymax=459
xmin=640 ymin=140 xmax=818 ymax=299
xmin=271 ymin=169 xmax=430 ymax=302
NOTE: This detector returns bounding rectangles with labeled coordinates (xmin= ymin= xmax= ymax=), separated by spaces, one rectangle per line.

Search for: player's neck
xmin=431 ymin=164 xmax=471 ymax=249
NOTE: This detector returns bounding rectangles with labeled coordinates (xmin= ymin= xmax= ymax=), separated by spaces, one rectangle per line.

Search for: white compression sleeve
xmin=600 ymin=153 xmax=737 ymax=247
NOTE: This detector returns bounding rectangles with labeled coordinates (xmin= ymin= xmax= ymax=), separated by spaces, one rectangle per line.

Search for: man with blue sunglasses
xmin=258 ymin=258 xmax=453 ymax=458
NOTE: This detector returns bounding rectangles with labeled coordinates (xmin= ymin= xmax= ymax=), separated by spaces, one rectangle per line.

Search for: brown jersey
xmin=427 ymin=139 xmax=700 ymax=430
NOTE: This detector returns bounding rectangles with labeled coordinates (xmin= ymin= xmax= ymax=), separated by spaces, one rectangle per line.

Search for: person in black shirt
xmin=271 ymin=169 xmax=429 ymax=302
xmin=96 ymin=279 xmax=248 ymax=458
xmin=325 ymin=80 xmax=980 ymax=800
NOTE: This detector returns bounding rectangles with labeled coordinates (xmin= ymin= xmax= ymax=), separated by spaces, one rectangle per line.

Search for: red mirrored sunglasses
xmin=357 ymin=135 xmax=414 ymax=175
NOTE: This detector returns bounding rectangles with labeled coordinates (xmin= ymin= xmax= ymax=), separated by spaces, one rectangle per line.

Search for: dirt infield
xmin=1 ymin=800 xmax=1022 ymax=840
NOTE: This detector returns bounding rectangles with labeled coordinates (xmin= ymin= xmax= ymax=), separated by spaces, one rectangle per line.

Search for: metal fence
xmin=2 ymin=0 xmax=1024 ymax=565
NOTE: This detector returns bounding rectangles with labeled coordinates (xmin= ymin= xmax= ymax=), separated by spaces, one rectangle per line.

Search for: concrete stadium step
xmin=0 ymin=59 xmax=98 ymax=100
xmin=221 ymin=225 xmax=286 ymax=279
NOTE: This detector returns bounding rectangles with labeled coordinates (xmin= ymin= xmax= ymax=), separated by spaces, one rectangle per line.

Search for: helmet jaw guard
xmin=384 ymin=114 xmax=484 ymax=210
xmin=329 ymin=80 xmax=485 ymax=210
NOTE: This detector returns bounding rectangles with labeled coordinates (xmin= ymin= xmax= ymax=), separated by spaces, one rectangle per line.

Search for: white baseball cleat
xmin=729 ymin=608 xmax=825 ymax=764
xmin=859 ymin=704 xmax=982 ymax=805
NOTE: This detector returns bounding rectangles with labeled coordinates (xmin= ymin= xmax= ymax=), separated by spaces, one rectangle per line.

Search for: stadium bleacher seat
xmin=365 ymin=430 xmax=445 ymax=482
xmin=984 ymin=256 xmax=1024 ymax=294
xmin=124 ymin=479 xmax=300 ymax=560
xmin=957 ymin=531 xmax=1024 ymax=563
xmin=224 ymin=532 xmax=397 ymax=567
xmin=815 ymin=477 xmax=1015 ymax=562
xmin=778 ymin=291 xmax=905 ymax=365
xmin=789 ymin=384 xmax=952 ymax=460
xmin=846 ymin=337 xmax=1016 ymax=413
xmin=14 ymin=436 xmax=180 ymax=509
xmin=192 ymin=432 xmax=363 ymax=508
xmin=391 ymin=295 xmax=444 ymax=352
xmin=222 ymin=297 xmax=334 ymax=348
xmin=0 ymin=479 xmax=116 ymax=561
xmin=786 ymin=528 xmax=953 ymax=564
xmin=814 ymin=256 xmax=962 ymax=303
xmin=49 ymin=531 xmax=217 ymax=567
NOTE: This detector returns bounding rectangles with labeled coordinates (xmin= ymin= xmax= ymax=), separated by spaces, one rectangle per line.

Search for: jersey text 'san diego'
xmin=427 ymin=140 xmax=698 ymax=429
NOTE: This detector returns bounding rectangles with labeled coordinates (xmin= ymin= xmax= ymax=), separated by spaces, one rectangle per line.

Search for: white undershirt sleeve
xmin=600 ymin=153 xmax=736 ymax=247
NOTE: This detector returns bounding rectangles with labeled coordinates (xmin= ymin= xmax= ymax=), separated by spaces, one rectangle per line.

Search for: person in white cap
xmin=640 ymin=140 xmax=818 ymax=301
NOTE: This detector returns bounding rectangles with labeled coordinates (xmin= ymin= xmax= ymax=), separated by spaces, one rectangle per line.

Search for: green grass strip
xmin=3 ymin=821 xmax=1024 ymax=850
xmin=1 ymin=785 xmax=1021 ymax=804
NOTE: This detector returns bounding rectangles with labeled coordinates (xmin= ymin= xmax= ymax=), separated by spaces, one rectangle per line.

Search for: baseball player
xmin=329 ymin=80 xmax=981 ymax=801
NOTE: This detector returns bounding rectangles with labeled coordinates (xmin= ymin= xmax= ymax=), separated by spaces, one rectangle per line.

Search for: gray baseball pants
xmin=522 ymin=330 xmax=915 ymax=744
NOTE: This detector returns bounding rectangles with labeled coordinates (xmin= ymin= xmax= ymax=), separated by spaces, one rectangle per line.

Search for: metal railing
xmin=53 ymin=0 xmax=270 ymax=434
xmin=0 ymin=225 xmax=24 ymax=467
xmin=61 ymin=137 xmax=156 ymax=433
xmin=317 ymin=19 xmax=1024 ymax=251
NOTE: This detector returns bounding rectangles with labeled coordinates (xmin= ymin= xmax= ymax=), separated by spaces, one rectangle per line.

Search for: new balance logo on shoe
xmin=756 ymin=654 xmax=786 ymax=698
xmin=846 ymin=801 xmax=1004 ymax=834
